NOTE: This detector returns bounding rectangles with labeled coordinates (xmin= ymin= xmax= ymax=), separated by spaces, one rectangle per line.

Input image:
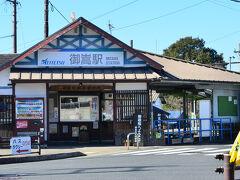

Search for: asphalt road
xmin=0 ymin=144 xmax=239 ymax=180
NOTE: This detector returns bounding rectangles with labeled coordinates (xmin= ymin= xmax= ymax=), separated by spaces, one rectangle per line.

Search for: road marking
xmin=113 ymin=147 xmax=231 ymax=157
xmin=135 ymin=148 xmax=195 ymax=155
xmin=203 ymin=148 xmax=230 ymax=153
xmin=205 ymin=153 xmax=224 ymax=156
xmin=112 ymin=148 xmax=174 ymax=156
xmin=224 ymin=144 xmax=233 ymax=147
xmin=161 ymin=148 xmax=217 ymax=155
xmin=178 ymin=153 xmax=200 ymax=156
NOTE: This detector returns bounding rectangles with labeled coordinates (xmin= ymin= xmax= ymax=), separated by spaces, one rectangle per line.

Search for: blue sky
xmin=0 ymin=0 xmax=239 ymax=71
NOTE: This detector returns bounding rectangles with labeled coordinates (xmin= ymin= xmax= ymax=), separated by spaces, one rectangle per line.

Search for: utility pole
xmin=6 ymin=0 xmax=19 ymax=53
xmin=44 ymin=0 xmax=49 ymax=38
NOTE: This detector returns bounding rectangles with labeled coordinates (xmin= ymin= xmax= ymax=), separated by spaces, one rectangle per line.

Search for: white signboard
xmin=199 ymin=100 xmax=211 ymax=137
xmin=10 ymin=136 xmax=31 ymax=155
xmin=38 ymin=50 xmax=124 ymax=67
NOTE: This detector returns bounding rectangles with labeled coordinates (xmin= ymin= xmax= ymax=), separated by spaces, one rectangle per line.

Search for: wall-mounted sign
xmin=38 ymin=50 xmax=124 ymax=67
xmin=16 ymin=120 xmax=28 ymax=128
xmin=49 ymin=124 xmax=57 ymax=134
xmin=93 ymin=121 xmax=98 ymax=129
xmin=16 ymin=99 xmax=44 ymax=120
xmin=11 ymin=136 xmax=31 ymax=155
xmin=134 ymin=114 xmax=143 ymax=144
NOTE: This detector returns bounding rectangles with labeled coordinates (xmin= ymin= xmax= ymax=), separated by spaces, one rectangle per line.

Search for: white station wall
xmin=0 ymin=67 xmax=12 ymax=95
xmin=213 ymin=89 xmax=240 ymax=123
xmin=116 ymin=83 xmax=147 ymax=90
xmin=15 ymin=83 xmax=48 ymax=140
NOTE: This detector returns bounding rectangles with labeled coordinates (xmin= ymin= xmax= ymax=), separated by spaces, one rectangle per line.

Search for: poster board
xmin=218 ymin=96 xmax=238 ymax=116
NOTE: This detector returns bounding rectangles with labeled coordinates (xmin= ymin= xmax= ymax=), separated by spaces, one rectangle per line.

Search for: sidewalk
xmin=0 ymin=145 xmax=154 ymax=165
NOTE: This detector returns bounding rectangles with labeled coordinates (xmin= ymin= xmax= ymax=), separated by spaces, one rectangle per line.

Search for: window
xmin=60 ymin=96 xmax=99 ymax=122
xmin=115 ymin=90 xmax=149 ymax=122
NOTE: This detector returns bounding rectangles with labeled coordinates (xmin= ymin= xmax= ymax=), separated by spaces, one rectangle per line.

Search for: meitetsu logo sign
xmin=38 ymin=50 xmax=124 ymax=67
xmin=41 ymin=58 xmax=65 ymax=66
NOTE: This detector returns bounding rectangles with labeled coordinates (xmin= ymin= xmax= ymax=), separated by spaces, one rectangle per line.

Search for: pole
xmin=6 ymin=0 xmax=18 ymax=53
xmin=13 ymin=0 xmax=17 ymax=53
xmin=230 ymin=57 xmax=232 ymax=71
xmin=44 ymin=0 xmax=49 ymax=38
xmin=224 ymin=154 xmax=234 ymax=180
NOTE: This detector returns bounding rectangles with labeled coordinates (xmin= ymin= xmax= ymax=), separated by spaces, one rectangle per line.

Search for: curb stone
xmin=0 ymin=152 xmax=86 ymax=165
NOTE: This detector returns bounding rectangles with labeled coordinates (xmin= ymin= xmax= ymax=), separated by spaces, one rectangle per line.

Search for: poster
xmin=93 ymin=121 xmax=98 ymax=129
xmin=16 ymin=99 xmax=44 ymax=119
xmin=49 ymin=124 xmax=57 ymax=134
xmin=62 ymin=125 xmax=68 ymax=133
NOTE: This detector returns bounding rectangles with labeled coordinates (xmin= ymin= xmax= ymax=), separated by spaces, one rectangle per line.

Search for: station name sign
xmin=38 ymin=50 xmax=124 ymax=67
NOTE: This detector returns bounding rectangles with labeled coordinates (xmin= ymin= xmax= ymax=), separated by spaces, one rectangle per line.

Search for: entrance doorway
xmin=48 ymin=89 xmax=114 ymax=144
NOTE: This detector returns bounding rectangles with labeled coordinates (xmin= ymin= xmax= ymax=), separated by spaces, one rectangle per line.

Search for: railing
xmin=154 ymin=118 xmax=232 ymax=145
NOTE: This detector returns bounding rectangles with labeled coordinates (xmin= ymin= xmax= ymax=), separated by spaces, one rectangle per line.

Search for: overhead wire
xmin=0 ymin=35 xmax=13 ymax=39
xmin=209 ymin=0 xmax=240 ymax=12
xmin=207 ymin=0 xmax=240 ymax=43
xmin=89 ymin=0 xmax=139 ymax=21
xmin=113 ymin=0 xmax=209 ymax=31
xmin=48 ymin=0 xmax=70 ymax=23
xmin=17 ymin=5 xmax=26 ymax=49
xmin=208 ymin=30 xmax=240 ymax=43
xmin=0 ymin=0 xmax=140 ymax=53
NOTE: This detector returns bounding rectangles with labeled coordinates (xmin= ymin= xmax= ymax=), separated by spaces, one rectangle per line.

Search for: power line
xmin=209 ymin=0 xmax=240 ymax=12
xmin=0 ymin=0 xmax=139 ymax=53
xmin=0 ymin=38 xmax=42 ymax=53
xmin=0 ymin=35 xmax=13 ymax=39
xmin=90 ymin=0 xmax=139 ymax=21
xmin=113 ymin=0 xmax=209 ymax=31
xmin=48 ymin=0 xmax=70 ymax=23
xmin=208 ymin=29 xmax=240 ymax=43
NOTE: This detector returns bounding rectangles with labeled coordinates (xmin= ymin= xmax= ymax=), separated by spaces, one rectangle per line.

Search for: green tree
xmin=163 ymin=36 xmax=225 ymax=66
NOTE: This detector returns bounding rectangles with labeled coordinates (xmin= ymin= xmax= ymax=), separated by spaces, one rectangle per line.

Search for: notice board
xmin=218 ymin=96 xmax=238 ymax=116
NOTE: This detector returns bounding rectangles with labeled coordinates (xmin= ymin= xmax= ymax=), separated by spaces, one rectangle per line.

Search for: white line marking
xmin=224 ymin=144 xmax=233 ymax=147
xmin=203 ymin=148 xmax=230 ymax=153
xmin=205 ymin=153 xmax=221 ymax=156
xmin=112 ymin=148 xmax=173 ymax=156
xmin=178 ymin=153 xmax=200 ymax=156
xmin=161 ymin=148 xmax=217 ymax=155
xmin=135 ymin=148 xmax=195 ymax=155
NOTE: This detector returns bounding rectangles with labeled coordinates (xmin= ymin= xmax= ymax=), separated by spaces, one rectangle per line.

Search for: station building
xmin=1 ymin=17 xmax=240 ymax=145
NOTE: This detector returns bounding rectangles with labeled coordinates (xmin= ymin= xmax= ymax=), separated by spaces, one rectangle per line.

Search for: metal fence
xmin=154 ymin=117 xmax=232 ymax=145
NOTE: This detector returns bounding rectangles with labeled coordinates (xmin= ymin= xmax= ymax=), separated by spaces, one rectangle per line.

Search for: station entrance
xmin=47 ymin=84 xmax=114 ymax=144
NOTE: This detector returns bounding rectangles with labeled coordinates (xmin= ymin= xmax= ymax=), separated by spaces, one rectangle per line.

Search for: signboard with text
xmin=38 ymin=50 xmax=124 ymax=67
xmin=133 ymin=114 xmax=143 ymax=144
xmin=10 ymin=136 xmax=31 ymax=155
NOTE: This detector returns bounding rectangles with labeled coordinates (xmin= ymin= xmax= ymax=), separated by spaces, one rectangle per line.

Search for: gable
xmin=15 ymin=21 xmax=150 ymax=68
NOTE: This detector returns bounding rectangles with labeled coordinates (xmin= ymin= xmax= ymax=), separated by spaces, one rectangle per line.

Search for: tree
xmin=163 ymin=37 xmax=225 ymax=66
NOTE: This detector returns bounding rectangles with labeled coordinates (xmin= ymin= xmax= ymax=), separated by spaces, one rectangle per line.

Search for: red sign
xmin=16 ymin=120 xmax=28 ymax=129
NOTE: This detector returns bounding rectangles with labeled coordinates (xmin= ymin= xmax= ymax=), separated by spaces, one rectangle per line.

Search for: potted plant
xmin=123 ymin=140 xmax=132 ymax=146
